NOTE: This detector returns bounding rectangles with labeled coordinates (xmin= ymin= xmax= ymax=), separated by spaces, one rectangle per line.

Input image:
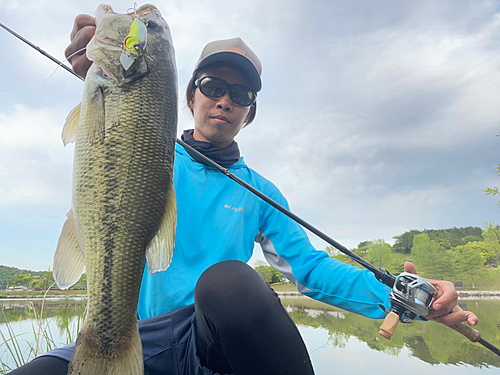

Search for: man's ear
xmin=244 ymin=104 xmax=255 ymax=125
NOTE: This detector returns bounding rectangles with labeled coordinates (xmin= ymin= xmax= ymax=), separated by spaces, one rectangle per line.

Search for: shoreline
xmin=2 ymin=291 xmax=500 ymax=299
xmin=276 ymin=291 xmax=500 ymax=299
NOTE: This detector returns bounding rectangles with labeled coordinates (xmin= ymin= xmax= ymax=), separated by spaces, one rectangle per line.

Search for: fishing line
xmin=0 ymin=47 xmax=86 ymax=93
xmin=127 ymin=3 xmax=139 ymax=15
xmin=0 ymin=22 xmax=83 ymax=82
xmin=308 ymin=340 xmax=331 ymax=355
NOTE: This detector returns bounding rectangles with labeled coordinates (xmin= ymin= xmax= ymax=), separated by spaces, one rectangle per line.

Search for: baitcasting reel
xmin=379 ymin=272 xmax=436 ymax=340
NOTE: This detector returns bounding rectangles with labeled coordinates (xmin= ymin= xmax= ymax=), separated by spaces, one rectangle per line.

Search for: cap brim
xmin=196 ymin=51 xmax=262 ymax=93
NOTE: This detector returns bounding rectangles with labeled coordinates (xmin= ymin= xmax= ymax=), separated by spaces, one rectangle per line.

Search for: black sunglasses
xmin=194 ymin=76 xmax=256 ymax=107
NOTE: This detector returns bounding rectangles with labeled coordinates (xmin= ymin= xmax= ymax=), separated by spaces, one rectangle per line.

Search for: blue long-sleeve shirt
xmin=137 ymin=143 xmax=391 ymax=320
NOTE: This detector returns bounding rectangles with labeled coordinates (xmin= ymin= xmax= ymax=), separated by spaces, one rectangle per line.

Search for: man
xmin=9 ymin=13 xmax=477 ymax=375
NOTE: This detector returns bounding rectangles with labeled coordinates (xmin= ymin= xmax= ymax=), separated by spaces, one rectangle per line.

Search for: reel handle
xmin=379 ymin=311 xmax=399 ymax=340
xmin=449 ymin=322 xmax=481 ymax=342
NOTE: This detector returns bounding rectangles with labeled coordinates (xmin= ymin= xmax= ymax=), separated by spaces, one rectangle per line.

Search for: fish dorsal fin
xmin=53 ymin=210 xmax=86 ymax=290
xmin=62 ymin=103 xmax=81 ymax=146
xmin=146 ymin=181 xmax=176 ymax=274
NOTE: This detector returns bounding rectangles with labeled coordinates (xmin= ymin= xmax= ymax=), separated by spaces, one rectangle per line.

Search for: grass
xmin=0 ymin=286 xmax=86 ymax=374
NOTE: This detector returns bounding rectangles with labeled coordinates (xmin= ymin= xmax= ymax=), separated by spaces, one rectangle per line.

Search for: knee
xmin=195 ymin=260 xmax=275 ymax=310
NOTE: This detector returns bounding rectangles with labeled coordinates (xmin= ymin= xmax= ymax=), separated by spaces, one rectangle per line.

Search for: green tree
xmin=365 ymin=239 xmax=392 ymax=269
xmin=29 ymin=276 xmax=40 ymax=288
xmin=411 ymin=234 xmax=455 ymax=279
xmin=255 ymin=265 xmax=272 ymax=284
xmin=30 ymin=271 xmax=56 ymax=289
xmin=392 ymin=259 xmax=406 ymax=275
xmin=269 ymin=268 xmax=285 ymax=283
xmin=393 ymin=230 xmax=421 ymax=254
xmin=325 ymin=246 xmax=360 ymax=266
xmin=324 ymin=245 xmax=337 ymax=257
xmin=393 ymin=227 xmax=483 ymax=253
xmin=455 ymin=242 xmax=488 ymax=289
xmin=8 ymin=273 xmax=34 ymax=287
xmin=484 ymin=164 xmax=500 ymax=205
xmin=462 ymin=235 xmax=483 ymax=244
xmin=482 ymin=222 xmax=500 ymax=266
xmin=254 ymin=261 xmax=285 ymax=284
xmin=354 ymin=241 xmax=371 ymax=258
xmin=77 ymin=273 xmax=87 ymax=290
xmin=254 ymin=260 xmax=268 ymax=267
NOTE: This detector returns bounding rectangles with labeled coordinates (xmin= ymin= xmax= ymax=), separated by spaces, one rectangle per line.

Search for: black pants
xmin=9 ymin=260 xmax=314 ymax=375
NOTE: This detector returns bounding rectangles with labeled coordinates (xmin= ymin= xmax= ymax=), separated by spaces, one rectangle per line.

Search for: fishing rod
xmin=3 ymin=22 xmax=499 ymax=358
xmin=0 ymin=22 xmax=82 ymax=82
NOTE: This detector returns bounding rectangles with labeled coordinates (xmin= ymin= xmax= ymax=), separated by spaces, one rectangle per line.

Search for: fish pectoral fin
xmin=53 ymin=210 xmax=86 ymax=290
xmin=87 ymin=86 xmax=106 ymax=144
xmin=62 ymin=103 xmax=81 ymax=146
xmin=146 ymin=181 xmax=176 ymax=274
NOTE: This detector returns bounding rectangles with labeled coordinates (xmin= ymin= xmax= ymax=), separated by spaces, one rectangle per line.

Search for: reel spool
xmin=379 ymin=272 xmax=436 ymax=340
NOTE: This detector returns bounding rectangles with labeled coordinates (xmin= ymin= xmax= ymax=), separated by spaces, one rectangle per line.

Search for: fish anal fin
xmin=146 ymin=181 xmax=176 ymax=274
xmin=53 ymin=210 xmax=86 ymax=290
xmin=62 ymin=103 xmax=81 ymax=146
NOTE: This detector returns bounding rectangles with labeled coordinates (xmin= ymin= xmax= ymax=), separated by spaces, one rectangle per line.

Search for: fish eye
xmin=145 ymin=20 xmax=158 ymax=29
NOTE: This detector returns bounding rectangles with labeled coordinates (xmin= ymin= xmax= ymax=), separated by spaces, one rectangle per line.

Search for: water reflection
xmin=0 ymin=297 xmax=86 ymax=371
xmin=1 ymin=297 xmax=499 ymax=374
xmin=1 ymin=298 xmax=86 ymax=335
xmin=281 ymin=296 xmax=500 ymax=370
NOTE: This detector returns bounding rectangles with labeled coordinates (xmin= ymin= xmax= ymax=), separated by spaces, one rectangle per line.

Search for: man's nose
xmin=216 ymin=92 xmax=232 ymax=111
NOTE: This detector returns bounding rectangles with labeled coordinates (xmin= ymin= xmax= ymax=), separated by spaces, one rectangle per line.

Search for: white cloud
xmin=0 ymin=104 xmax=73 ymax=207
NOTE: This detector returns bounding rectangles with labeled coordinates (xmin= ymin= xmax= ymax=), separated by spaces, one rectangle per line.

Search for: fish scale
xmin=53 ymin=4 xmax=177 ymax=375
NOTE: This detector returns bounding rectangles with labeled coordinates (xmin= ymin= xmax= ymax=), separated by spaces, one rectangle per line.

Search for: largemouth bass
xmin=53 ymin=4 xmax=177 ymax=374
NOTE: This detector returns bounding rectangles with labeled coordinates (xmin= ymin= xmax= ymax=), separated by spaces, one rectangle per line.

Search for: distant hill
xmin=0 ymin=265 xmax=45 ymax=289
xmin=392 ymin=226 xmax=484 ymax=254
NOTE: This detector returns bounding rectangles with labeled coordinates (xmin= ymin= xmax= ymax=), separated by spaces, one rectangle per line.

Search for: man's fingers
xmin=431 ymin=282 xmax=458 ymax=311
xmin=70 ymin=15 xmax=96 ymax=41
xmin=65 ymin=25 xmax=95 ymax=61
xmin=403 ymin=262 xmax=417 ymax=274
xmin=464 ymin=310 xmax=479 ymax=326
xmin=65 ymin=15 xmax=96 ymax=79
xmin=69 ymin=56 xmax=93 ymax=79
xmin=431 ymin=306 xmax=478 ymax=327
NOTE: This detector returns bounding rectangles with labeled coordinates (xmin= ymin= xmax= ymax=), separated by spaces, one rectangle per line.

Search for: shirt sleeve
xmin=255 ymin=180 xmax=391 ymax=319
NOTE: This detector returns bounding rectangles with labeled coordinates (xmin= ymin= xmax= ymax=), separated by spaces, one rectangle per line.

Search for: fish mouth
xmin=93 ymin=38 xmax=123 ymax=51
xmin=91 ymin=65 xmax=115 ymax=82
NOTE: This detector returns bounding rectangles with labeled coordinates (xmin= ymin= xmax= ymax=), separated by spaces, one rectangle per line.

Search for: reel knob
xmin=379 ymin=311 xmax=400 ymax=340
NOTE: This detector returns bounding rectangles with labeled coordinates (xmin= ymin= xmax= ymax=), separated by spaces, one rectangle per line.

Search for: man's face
xmin=188 ymin=66 xmax=255 ymax=148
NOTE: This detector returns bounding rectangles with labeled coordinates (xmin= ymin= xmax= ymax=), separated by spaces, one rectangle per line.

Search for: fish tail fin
xmin=68 ymin=323 xmax=143 ymax=375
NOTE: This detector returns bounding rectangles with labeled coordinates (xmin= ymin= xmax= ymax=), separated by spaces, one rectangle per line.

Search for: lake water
xmin=1 ymin=296 xmax=499 ymax=374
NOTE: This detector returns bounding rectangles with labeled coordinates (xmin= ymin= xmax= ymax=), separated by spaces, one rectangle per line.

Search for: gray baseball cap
xmin=194 ymin=37 xmax=262 ymax=92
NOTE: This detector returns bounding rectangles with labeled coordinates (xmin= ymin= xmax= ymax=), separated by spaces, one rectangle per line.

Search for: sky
xmin=0 ymin=0 xmax=499 ymax=271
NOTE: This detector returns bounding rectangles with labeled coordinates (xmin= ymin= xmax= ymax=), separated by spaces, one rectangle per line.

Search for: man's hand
xmin=404 ymin=262 xmax=478 ymax=327
xmin=65 ymin=15 xmax=96 ymax=79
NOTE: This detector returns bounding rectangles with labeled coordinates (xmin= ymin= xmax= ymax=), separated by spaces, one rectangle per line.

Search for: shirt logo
xmin=224 ymin=204 xmax=244 ymax=213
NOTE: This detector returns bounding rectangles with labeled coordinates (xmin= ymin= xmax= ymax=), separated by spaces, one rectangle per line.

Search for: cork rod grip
xmin=379 ymin=311 xmax=399 ymax=340
xmin=449 ymin=322 xmax=481 ymax=342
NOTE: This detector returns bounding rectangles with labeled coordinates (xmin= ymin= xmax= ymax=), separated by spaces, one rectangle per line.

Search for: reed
xmin=0 ymin=285 xmax=86 ymax=374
